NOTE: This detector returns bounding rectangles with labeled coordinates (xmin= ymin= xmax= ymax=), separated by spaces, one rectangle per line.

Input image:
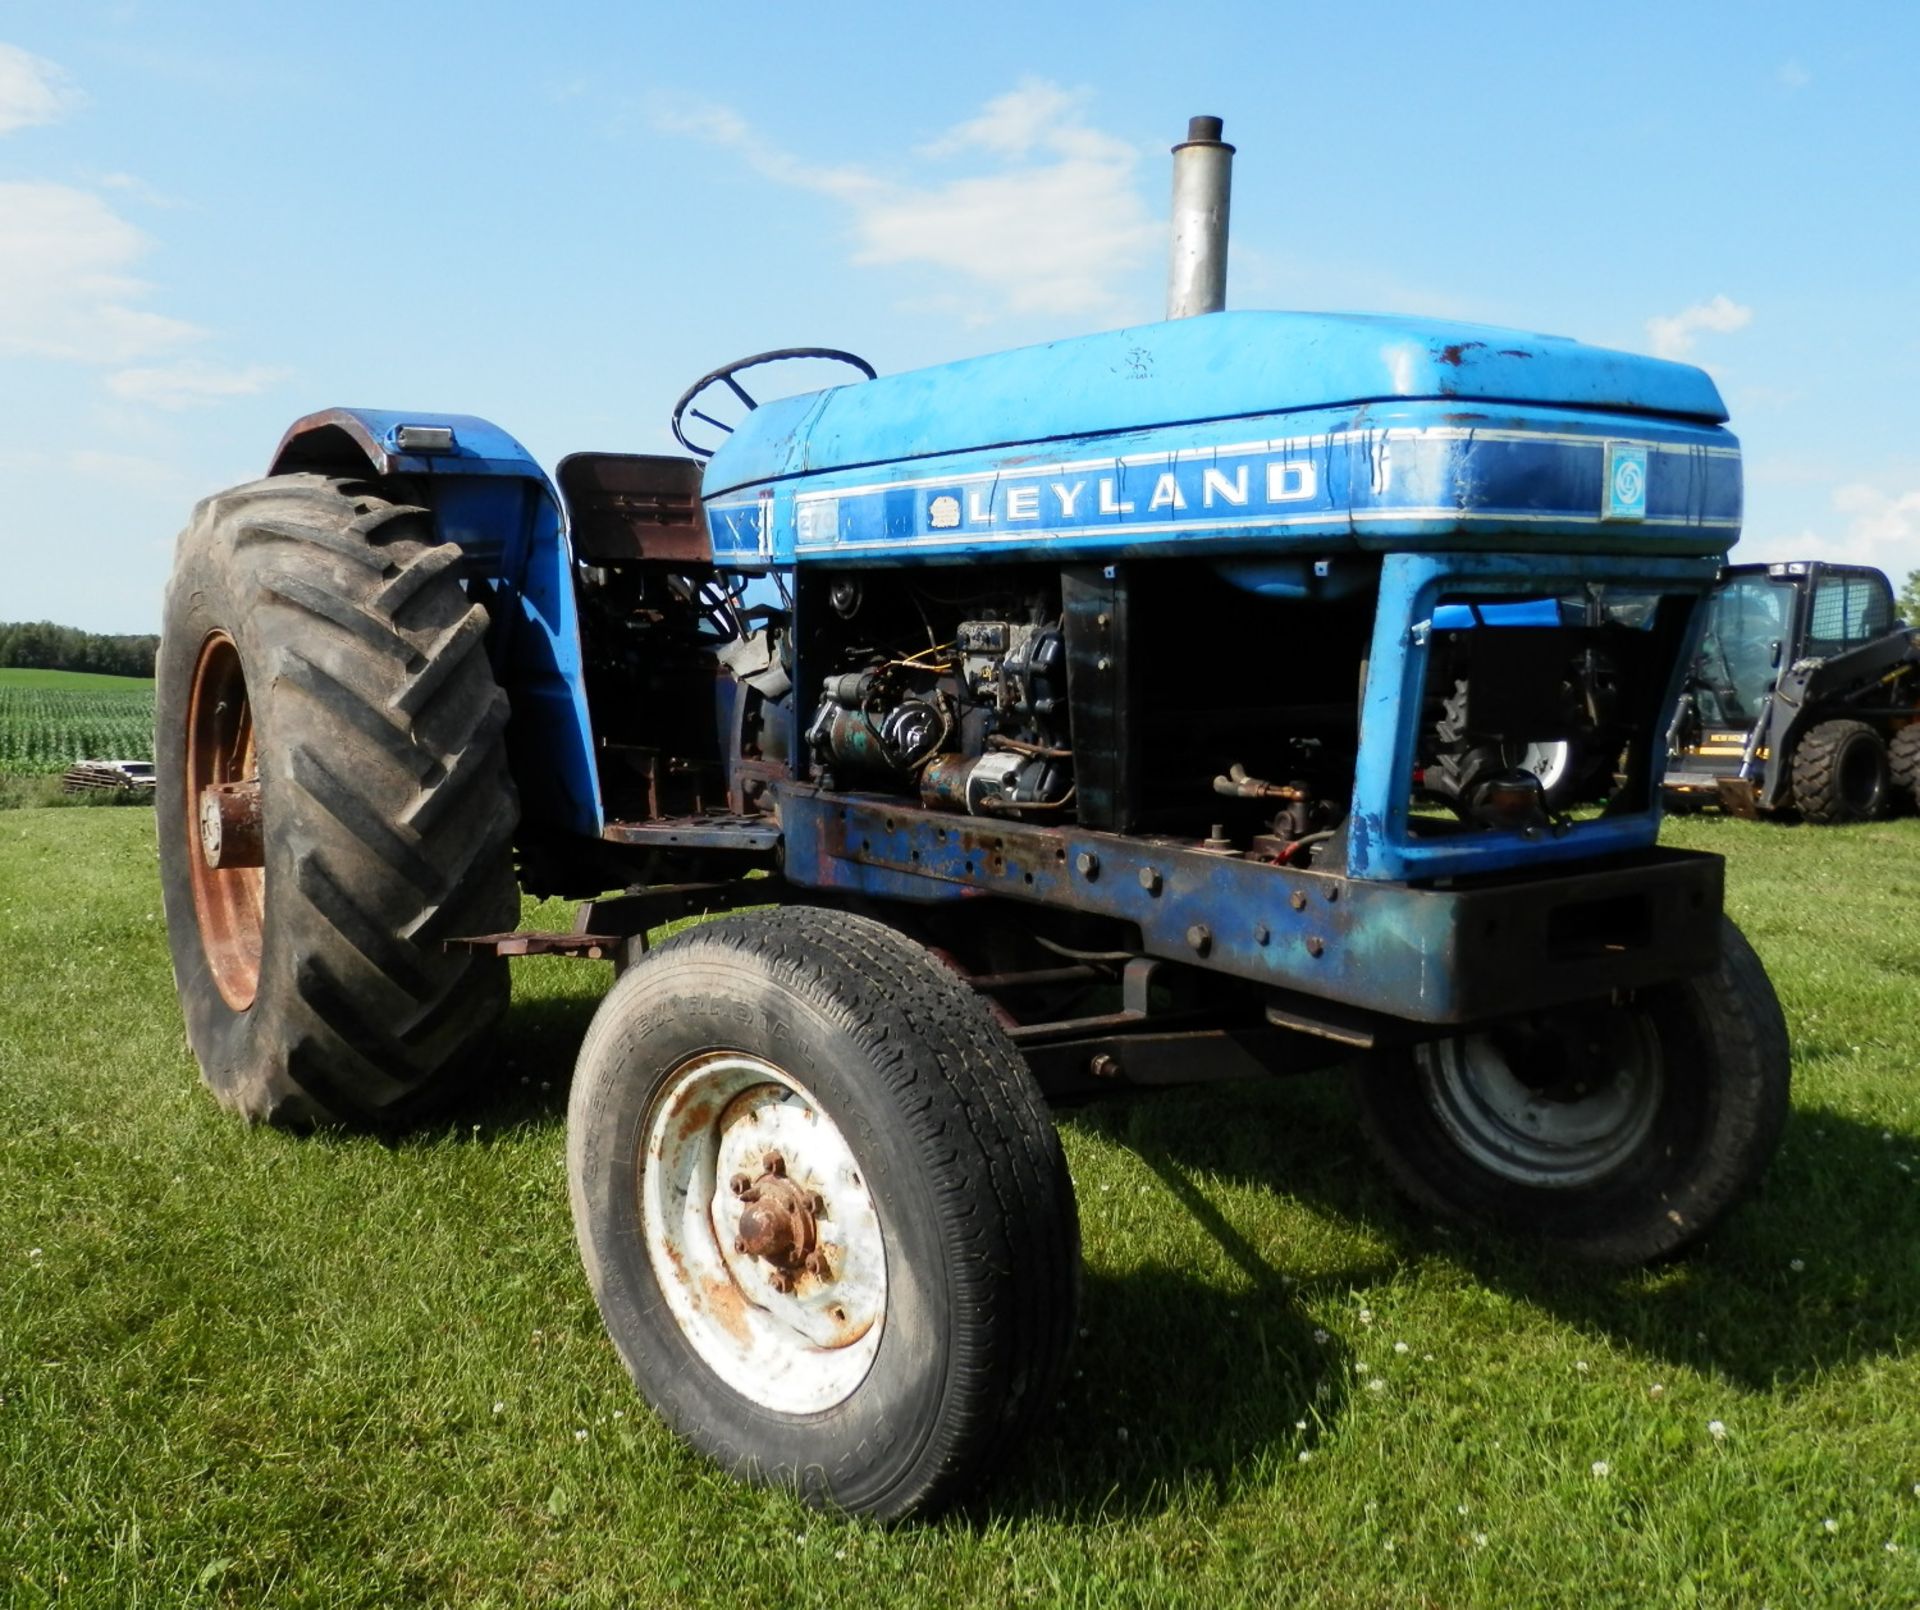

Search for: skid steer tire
xmin=155 ymin=473 xmax=519 ymax=1127
xmin=567 ymin=906 xmax=1080 ymax=1519
xmin=1888 ymin=724 xmax=1920 ymax=813
xmin=1351 ymin=918 xmax=1789 ymax=1266
xmin=1791 ymin=718 xmax=1889 ymax=823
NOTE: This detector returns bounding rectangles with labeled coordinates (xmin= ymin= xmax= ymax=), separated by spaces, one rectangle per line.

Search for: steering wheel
xmin=670 ymin=347 xmax=876 ymax=459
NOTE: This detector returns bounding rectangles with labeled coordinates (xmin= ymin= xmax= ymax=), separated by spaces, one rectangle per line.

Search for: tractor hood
xmin=701 ymin=311 xmax=1728 ymax=498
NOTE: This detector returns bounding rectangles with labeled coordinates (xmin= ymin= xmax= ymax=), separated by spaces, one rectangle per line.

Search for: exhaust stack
xmin=1165 ymin=115 xmax=1235 ymax=319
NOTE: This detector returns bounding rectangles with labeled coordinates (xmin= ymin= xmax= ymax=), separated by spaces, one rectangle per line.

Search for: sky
xmin=2 ymin=0 xmax=1918 ymax=633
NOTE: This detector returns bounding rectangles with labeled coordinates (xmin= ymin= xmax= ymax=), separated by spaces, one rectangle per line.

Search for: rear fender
xmin=269 ymin=408 xmax=602 ymax=837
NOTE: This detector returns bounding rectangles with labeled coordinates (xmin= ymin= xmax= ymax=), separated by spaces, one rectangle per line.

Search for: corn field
xmin=0 ymin=684 xmax=154 ymax=774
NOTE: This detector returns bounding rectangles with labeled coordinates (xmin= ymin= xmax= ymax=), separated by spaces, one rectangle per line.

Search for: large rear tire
xmin=1351 ymin=918 xmax=1789 ymax=1265
xmin=1791 ymin=718 xmax=1889 ymax=823
xmin=155 ymin=473 xmax=519 ymax=1126
xmin=567 ymin=906 xmax=1079 ymax=1518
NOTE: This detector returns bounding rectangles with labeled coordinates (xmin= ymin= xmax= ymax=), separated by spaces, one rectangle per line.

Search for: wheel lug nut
xmin=763 ymin=1151 xmax=786 ymax=1177
xmin=807 ymin=1192 xmax=825 ymax=1216
xmin=734 ymin=1237 xmax=749 ymax=1255
xmin=728 ymin=1172 xmax=752 ymax=1196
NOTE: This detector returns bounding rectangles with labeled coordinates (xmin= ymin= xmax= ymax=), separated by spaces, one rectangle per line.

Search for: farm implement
xmin=1666 ymin=559 xmax=1920 ymax=821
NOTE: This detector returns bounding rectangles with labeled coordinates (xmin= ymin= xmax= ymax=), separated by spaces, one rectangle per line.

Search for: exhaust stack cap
xmin=1167 ymin=115 xmax=1235 ymax=320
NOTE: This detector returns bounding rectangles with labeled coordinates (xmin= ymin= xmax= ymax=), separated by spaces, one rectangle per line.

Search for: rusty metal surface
xmin=776 ymin=786 xmax=1725 ymax=1026
xmin=198 ymin=780 xmax=262 ymax=870
xmin=442 ymin=931 xmax=623 ymax=960
xmin=642 ymin=1051 xmax=885 ymax=1413
xmin=728 ymin=1151 xmax=828 ymax=1296
xmin=555 ymin=452 xmax=710 ymax=565
xmin=601 ymin=816 xmax=782 ymax=851
xmin=448 ymin=881 xmax=782 ymax=966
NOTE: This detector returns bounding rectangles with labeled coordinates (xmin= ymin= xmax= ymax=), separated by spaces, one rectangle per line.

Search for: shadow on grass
xmin=1068 ymin=1073 xmax=1920 ymax=1397
xmin=982 ymin=1258 xmax=1351 ymax=1523
xmin=374 ymin=992 xmax=602 ymax=1144
xmin=383 ymin=981 xmax=1916 ymax=1521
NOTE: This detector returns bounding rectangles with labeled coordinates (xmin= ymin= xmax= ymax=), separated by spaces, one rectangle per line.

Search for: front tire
xmin=155 ymin=473 xmax=519 ymax=1125
xmin=567 ymin=906 xmax=1079 ymax=1518
xmin=1351 ymin=918 xmax=1789 ymax=1264
xmin=1791 ymin=718 xmax=1889 ymax=823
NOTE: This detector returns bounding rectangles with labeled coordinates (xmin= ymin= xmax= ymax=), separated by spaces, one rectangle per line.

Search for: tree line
xmin=0 ymin=621 xmax=159 ymax=679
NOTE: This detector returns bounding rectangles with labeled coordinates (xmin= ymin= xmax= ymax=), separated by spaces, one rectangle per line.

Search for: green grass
xmin=0 ymin=669 xmax=156 ymax=693
xmin=2 ymin=811 xmax=1917 ymax=1608
xmin=0 ymin=669 xmax=155 ymax=778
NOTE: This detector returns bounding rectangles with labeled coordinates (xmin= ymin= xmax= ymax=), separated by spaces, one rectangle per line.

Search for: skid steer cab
xmin=1666 ymin=559 xmax=1920 ymax=821
xmin=154 ymin=119 xmax=1790 ymax=1519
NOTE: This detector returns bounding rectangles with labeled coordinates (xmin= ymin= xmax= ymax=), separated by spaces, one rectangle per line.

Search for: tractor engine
xmin=803 ymin=586 xmax=1073 ymax=816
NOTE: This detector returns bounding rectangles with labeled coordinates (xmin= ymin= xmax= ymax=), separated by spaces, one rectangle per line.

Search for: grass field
xmin=0 ymin=667 xmax=154 ymax=778
xmin=2 ymin=809 xmax=1916 ymax=1607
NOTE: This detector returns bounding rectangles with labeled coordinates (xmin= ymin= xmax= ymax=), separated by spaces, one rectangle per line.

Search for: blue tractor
xmin=157 ymin=119 xmax=1788 ymax=1516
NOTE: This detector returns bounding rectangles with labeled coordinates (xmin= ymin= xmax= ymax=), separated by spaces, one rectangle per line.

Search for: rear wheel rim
xmin=640 ymin=1050 xmax=887 ymax=1414
xmin=185 ymin=632 xmax=263 ymax=1011
xmin=1415 ymin=1007 xmax=1665 ymax=1188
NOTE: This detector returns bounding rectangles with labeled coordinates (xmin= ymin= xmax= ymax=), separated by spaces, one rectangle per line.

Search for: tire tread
xmin=1791 ymin=717 xmax=1887 ymax=823
xmin=157 ymin=472 xmax=519 ymax=1126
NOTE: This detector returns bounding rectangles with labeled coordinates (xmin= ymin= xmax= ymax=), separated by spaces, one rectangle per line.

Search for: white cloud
xmin=65 ymin=448 xmax=187 ymax=491
xmin=0 ymin=42 xmax=82 ymax=134
xmin=106 ymin=360 xmax=286 ymax=409
xmin=656 ymin=80 xmax=1157 ymax=323
xmin=1777 ymin=60 xmax=1811 ymax=92
xmin=93 ymin=171 xmax=181 ymax=208
xmin=0 ymin=180 xmax=204 ymax=362
xmin=1743 ymin=481 xmax=1920 ymax=586
xmin=916 ymin=80 xmax=1122 ymax=163
xmin=1646 ymin=294 xmax=1753 ymax=360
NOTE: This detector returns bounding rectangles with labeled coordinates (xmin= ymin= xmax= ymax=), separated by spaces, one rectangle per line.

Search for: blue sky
xmin=3 ymin=1 xmax=1917 ymax=632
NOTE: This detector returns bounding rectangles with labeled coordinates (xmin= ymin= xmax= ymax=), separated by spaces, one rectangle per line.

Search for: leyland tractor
xmin=156 ymin=119 xmax=1789 ymax=1518
xmin=1665 ymin=559 xmax=1920 ymax=820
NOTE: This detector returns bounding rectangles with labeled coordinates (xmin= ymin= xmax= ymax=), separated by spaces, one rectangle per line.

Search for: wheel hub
xmin=184 ymin=631 xmax=264 ymax=1011
xmin=729 ymin=1151 xmax=831 ymax=1293
xmin=1417 ymin=1006 xmax=1665 ymax=1189
xmin=641 ymin=1052 xmax=886 ymax=1413
xmin=198 ymin=780 xmax=264 ymax=871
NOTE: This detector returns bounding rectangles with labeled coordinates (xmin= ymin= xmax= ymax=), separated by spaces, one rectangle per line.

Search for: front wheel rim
xmin=1415 ymin=1008 xmax=1665 ymax=1188
xmin=185 ymin=631 xmax=263 ymax=1011
xmin=641 ymin=1051 xmax=887 ymax=1414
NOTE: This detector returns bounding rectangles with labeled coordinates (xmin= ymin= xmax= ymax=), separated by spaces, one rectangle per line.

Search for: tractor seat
xmin=557 ymin=453 xmax=710 ymax=565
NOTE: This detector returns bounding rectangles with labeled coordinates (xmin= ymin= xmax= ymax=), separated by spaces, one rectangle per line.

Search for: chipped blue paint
xmin=701 ymin=312 xmax=1739 ymax=569
xmin=1348 ymin=551 xmax=1718 ymax=881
